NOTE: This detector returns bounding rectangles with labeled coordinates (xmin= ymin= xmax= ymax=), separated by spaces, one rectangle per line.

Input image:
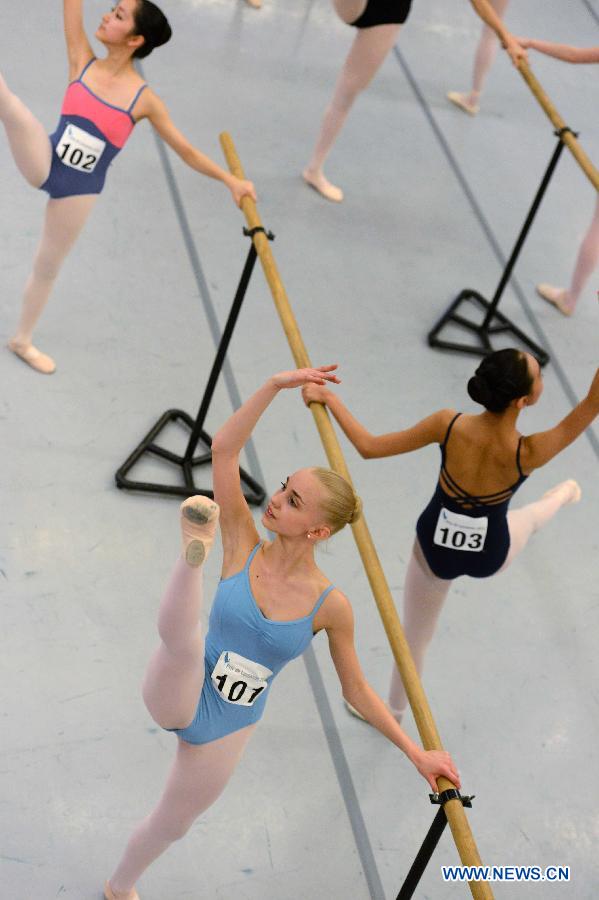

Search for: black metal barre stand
xmin=428 ymin=126 xmax=579 ymax=367
xmin=114 ymin=226 xmax=274 ymax=503
xmin=396 ymin=789 xmax=475 ymax=899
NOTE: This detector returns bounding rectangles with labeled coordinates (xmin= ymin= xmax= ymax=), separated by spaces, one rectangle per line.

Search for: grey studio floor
xmin=1 ymin=1 xmax=598 ymax=898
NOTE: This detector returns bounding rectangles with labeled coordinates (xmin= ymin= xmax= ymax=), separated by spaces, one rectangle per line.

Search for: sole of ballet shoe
xmin=181 ymin=497 xmax=220 ymax=566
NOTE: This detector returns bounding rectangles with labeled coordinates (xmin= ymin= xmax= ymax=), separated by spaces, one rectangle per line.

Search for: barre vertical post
xmin=428 ymin=130 xmax=575 ymax=364
xmin=397 ymin=791 xmax=475 ymax=899
xmin=219 ymin=131 xmax=494 ymax=900
xmin=481 ymin=132 xmax=569 ymax=331
xmin=114 ymin=227 xmax=270 ymax=502
xmin=183 ymin=228 xmax=273 ymax=463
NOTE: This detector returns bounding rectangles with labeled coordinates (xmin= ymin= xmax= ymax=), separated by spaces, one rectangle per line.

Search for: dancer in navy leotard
xmin=303 ymin=349 xmax=599 ymax=721
xmin=1 ymin=1 xmax=255 ymax=374
xmin=104 ymin=365 xmax=460 ymax=900
xmin=302 ymin=0 xmax=526 ymax=202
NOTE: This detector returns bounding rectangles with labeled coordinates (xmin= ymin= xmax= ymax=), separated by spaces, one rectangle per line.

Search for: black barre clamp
xmin=427 ymin=124 xmax=583 ymax=366
xmin=396 ymin=790 xmax=476 ymax=899
xmin=430 ymin=789 xmax=474 ymax=808
xmin=114 ymin=225 xmax=274 ymax=502
xmin=243 ymin=225 xmax=275 ymax=240
xmin=555 ymin=126 xmax=578 ymax=140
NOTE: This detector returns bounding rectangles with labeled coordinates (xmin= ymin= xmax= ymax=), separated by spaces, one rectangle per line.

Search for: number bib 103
xmin=56 ymin=123 xmax=106 ymax=173
xmin=433 ymin=507 xmax=488 ymax=552
xmin=211 ymin=650 xmax=272 ymax=707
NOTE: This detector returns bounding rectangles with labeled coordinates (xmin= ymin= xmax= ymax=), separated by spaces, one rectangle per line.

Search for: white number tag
xmin=211 ymin=651 xmax=272 ymax=707
xmin=433 ymin=507 xmax=488 ymax=552
xmin=56 ymin=123 xmax=106 ymax=173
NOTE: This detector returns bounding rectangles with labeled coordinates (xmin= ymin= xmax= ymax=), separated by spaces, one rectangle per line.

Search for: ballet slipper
xmin=344 ymin=698 xmax=403 ymax=726
xmin=542 ymin=479 xmax=581 ymax=505
xmin=103 ymin=881 xmax=140 ymax=900
xmin=344 ymin=698 xmax=366 ymax=721
xmin=180 ymin=495 xmax=220 ymax=567
xmin=536 ymin=283 xmax=573 ymax=317
xmin=302 ymin=169 xmax=344 ymax=203
xmin=446 ymin=91 xmax=479 ymax=116
xmin=8 ymin=339 xmax=56 ymax=374
xmin=245 ymin=0 xmax=262 ymax=7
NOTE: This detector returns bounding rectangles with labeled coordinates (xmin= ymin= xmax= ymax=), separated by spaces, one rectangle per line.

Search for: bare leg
xmin=388 ymin=541 xmax=451 ymax=722
xmin=0 ymin=70 xmax=51 ymax=187
xmin=8 ymin=195 xmax=97 ymax=374
xmin=500 ymin=480 xmax=581 ymax=571
xmin=447 ymin=0 xmax=510 ymax=115
xmin=537 ymin=195 xmax=599 ymax=316
xmin=107 ymin=725 xmax=255 ymax=897
xmin=303 ymin=22 xmax=401 ymax=201
xmin=142 ymin=497 xmax=220 ymax=730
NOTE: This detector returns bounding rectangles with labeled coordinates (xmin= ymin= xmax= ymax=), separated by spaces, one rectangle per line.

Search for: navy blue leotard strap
xmin=440 ymin=413 xmax=461 ymax=461
xmin=516 ymin=436 xmax=525 ymax=477
xmin=128 ymin=83 xmax=148 ymax=113
xmin=78 ymin=57 xmax=96 ymax=80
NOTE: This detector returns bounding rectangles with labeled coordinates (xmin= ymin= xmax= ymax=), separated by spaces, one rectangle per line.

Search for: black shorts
xmin=351 ymin=0 xmax=412 ymax=29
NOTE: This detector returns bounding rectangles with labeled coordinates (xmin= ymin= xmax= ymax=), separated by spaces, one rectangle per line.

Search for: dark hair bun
xmin=467 ymin=373 xmax=492 ymax=408
xmin=467 ymin=349 xmax=534 ymax=413
xmin=133 ymin=0 xmax=172 ymax=59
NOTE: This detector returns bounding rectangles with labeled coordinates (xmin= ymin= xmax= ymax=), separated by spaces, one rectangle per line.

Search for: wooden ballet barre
xmin=471 ymin=0 xmax=599 ymax=192
xmin=220 ymin=132 xmax=494 ymax=900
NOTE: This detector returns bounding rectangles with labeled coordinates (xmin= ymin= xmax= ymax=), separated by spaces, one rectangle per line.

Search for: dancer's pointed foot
xmin=447 ymin=91 xmax=479 ymax=116
xmin=180 ymin=496 xmax=220 ymax=567
xmin=536 ymin=283 xmax=574 ymax=317
xmin=8 ymin=339 xmax=56 ymax=374
xmin=543 ymin=479 xmax=581 ymax=506
xmin=302 ymin=168 xmax=344 ymax=203
xmin=344 ymin=698 xmax=366 ymax=721
xmin=245 ymin=0 xmax=262 ymax=8
xmin=104 ymin=881 xmax=140 ymax=900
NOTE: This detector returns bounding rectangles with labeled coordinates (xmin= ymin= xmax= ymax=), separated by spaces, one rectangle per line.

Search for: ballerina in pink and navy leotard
xmin=1 ymin=1 xmax=255 ymax=375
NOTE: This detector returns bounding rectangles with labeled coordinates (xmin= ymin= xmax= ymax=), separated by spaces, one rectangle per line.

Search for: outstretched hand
xmin=230 ymin=177 xmax=257 ymax=207
xmin=271 ymin=365 xmax=340 ymax=390
xmin=415 ymin=749 xmax=461 ymax=793
xmin=514 ymin=35 xmax=533 ymax=50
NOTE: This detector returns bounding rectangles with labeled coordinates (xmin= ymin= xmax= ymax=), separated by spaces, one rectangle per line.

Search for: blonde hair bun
xmin=312 ymin=467 xmax=362 ymax=535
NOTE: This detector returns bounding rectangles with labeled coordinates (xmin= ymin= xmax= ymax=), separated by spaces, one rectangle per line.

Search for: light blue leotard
xmin=173 ymin=543 xmax=334 ymax=745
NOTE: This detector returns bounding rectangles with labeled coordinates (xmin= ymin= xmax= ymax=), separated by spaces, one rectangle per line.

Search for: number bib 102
xmin=211 ymin=650 xmax=272 ymax=707
xmin=56 ymin=123 xmax=106 ymax=173
xmin=433 ymin=507 xmax=488 ymax=552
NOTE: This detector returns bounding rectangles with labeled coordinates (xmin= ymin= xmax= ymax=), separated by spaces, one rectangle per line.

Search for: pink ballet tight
xmin=566 ymin=195 xmax=599 ymax=309
xmin=1 ymin=70 xmax=96 ymax=370
xmin=389 ymin=482 xmax=579 ymax=719
xmin=303 ymin=2 xmax=402 ymax=198
xmin=470 ymin=0 xmax=510 ymax=97
xmin=108 ymin=557 xmax=255 ymax=895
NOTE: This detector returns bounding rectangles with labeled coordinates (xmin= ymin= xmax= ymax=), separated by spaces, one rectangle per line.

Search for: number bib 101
xmin=56 ymin=123 xmax=106 ymax=173
xmin=433 ymin=507 xmax=488 ymax=552
xmin=211 ymin=650 xmax=272 ymax=707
